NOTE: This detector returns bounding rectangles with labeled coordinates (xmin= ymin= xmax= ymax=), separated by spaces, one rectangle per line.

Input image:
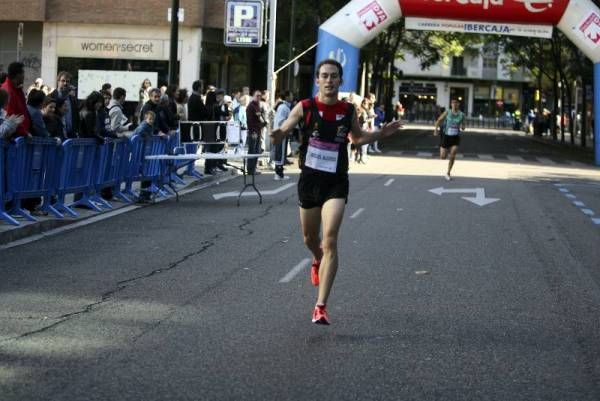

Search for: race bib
xmin=447 ymin=125 xmax=460 ymax=136
xmin=305 ymin=138 xmax=339 ymax=173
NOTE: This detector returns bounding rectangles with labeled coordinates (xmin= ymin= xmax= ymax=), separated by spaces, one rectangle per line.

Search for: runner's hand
xmin=379 ymin=120 xmax=403 ymax=138
xmin=270 ymin=128 xmax=283 ymax=145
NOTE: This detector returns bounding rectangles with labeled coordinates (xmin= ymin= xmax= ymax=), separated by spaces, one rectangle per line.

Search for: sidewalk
xmin=0 ymin=164 xmax=241 ymax=247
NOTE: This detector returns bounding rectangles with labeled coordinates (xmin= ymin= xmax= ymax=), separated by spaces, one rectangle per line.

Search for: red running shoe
xmin=312 ymin=305 xmax=330 ymax=325
xmin=310 ymin=258 xmax=321 ymax=286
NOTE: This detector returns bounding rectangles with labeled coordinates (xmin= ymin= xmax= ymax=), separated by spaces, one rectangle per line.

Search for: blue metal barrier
xmin=7 ymin=137 xmax=63 ymax=221
xmin=92 ymin=138 xmax=132 ymax=207
xmin=183 ymin=143 xmax=203 ymax=179
xmin=166 ymin=131 xmax=186 ymax=186
xmin=0 ymin=139 xmax=19 ymax=225
xmin=53 ymin=138 xmax=102 ymax=217
xmin=125 ymin=135 xmax=169 ymax=199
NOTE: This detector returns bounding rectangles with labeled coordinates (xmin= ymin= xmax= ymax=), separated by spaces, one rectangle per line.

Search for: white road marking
xmin=565 ymin=194 xmax=577 ymax=199
xmin=538 ymin=157 xmax=557 ymax=165
xmin=573 ymin=201 xmax=586 ymax=207
xmin=581 ymin=209 xmax=595 ymax=216
xmin=350 ymin=208 xmax=365 ymax=219
xmin=559 ymin=188 xmax=570 ymax=193
xmin=429 ymin=187 xmax=500 ymax=207
xmin=279 ymin=258 xmax=311 ymax=283
xmin=213 ymin=182 xmax=295 ymax=200
xmin=417 ymin=152 xmax=433 ymax=157
xmin=384 ymin=179 xmax=395 ymax=187
xmin=478 ymin=154 xmax=494 ymax=160
xmin=592 ymin=218 xmax=600 ymax=225
xmin=507 ymin=155 xmax=525 ymax=162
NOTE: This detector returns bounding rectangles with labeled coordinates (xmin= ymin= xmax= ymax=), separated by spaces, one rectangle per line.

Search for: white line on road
xmin=581 ymin=209 xmax=595 ymax=216
xmin=384 ymin=179 xmax=395 ymax=187
xmin=279 ymin=258 xmax=311 ymax=283
xmin=417 ymin=152 xmax=433 ymax=157
xmin=478 ymin=154 xmax=494 ymax=160
xmin=573 ymin=201 xmax=586 ymax=207
xmin=213 ymin=182 xmax=295 ymax=200
xmin=565 ymin=194 xmax=577 ymax=199
xmin=538 ymin=157 xmax=557 ymax=165
xmin=507 ymin=155 xmax=525 ymax=162
xmin=350 ymin=208 xmax=365 ymax=219
xmin=592 ymin=218 xmax=600 ymax=225
xmin=559 ymin=188 xmax=570 ymax=193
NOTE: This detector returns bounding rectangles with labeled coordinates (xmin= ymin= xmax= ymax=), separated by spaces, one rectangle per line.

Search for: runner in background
xmin=434 ymin=98 xmax=465 ymax=181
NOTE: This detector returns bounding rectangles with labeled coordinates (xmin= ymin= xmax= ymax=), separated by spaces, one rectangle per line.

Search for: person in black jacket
xmin=50 ymin=71 xmax=79 ymax=138
xmin=186 ymin=80 xmax=207 ymax=141
xmin=202 ymin=91 xmax=220 ymax=175
xmin=79 ymin=91 xmax=117 ymax=142
xmin=139 ymin=88 xmax=169 ymax=135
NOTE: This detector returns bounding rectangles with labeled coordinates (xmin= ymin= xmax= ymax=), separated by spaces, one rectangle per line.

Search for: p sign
xmin=225 ymin=0 xmax=264 ymax=47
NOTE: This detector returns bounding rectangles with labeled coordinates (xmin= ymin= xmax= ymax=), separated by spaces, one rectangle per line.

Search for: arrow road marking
xmin=213 ymin=182 xmax=295 ymax=200
xmin=428 ymin=187 xmax=500 ymax=207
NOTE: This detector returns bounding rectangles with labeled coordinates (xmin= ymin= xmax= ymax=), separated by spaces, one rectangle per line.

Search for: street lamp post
xmin=267 ymin=0 xmax=277 ymax=109
xmin=168 ymin=0 xmax=180 ymax=86
xmin=287 ymin=0 xmax=296 ymax=90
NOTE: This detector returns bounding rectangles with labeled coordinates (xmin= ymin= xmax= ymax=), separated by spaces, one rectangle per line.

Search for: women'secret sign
xmin=398 ymin=0 xmax=570 ymax=24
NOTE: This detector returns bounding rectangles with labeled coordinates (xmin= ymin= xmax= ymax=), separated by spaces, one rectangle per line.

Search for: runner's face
xmin=316 ymin=64 xmax=341 ymax=97
xmin=451 ymin=100 xmax=459 ymax=111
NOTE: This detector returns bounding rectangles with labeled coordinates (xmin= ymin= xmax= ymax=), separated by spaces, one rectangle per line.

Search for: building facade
xmin=395 ymin=44 xmax=531 ymax=120
xmin=0 ymin=0 xmax=265 ymax=98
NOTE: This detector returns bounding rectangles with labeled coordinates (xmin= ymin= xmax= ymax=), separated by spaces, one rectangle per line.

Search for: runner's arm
xmin=270 ymin=102 xmax=303 ymax=145
xmin=433 ymin=111 xmax=447 ymax=135
xmin=350 ymin=109 xmax=402 ymax=146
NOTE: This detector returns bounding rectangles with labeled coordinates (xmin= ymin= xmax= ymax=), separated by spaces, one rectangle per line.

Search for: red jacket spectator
xmin=1 ymin=70 xmax=31 ymax=137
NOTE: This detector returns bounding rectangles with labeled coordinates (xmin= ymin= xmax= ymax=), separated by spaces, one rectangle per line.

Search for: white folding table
xmin=145 ymin=151 xmax=269 ymax=205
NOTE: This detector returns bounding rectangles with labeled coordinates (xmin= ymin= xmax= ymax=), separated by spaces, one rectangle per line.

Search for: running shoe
xmin=310 ymin=258 xmax=321 ymax=286
xmin=444 ymin=174 xmax=451 ymax=181
xmin=312 ymin=305 xmax=330 ymax=325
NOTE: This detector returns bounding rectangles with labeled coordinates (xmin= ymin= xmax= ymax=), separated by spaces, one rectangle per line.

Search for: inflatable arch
xmin=315 ymin=0 xmax=600 ymax=165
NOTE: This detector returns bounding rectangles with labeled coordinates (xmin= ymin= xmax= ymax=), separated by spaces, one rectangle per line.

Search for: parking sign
xmin=224 ymin=0 xmax=264 ymax=47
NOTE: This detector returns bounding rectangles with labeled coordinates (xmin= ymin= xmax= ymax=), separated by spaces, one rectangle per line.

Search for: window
xmin=451 ymin=57 xmax=466 ymax=76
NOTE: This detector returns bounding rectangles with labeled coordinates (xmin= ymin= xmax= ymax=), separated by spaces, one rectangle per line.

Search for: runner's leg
xmin=440 ymin=146 xmax=447 ymax=160
xmin=317 ymin=198 xmax=346 ymax=306
xmin=299 ymin=206 xmax=323 ymax=261
xmin=448 ymin=145 xmax=458 ymax=175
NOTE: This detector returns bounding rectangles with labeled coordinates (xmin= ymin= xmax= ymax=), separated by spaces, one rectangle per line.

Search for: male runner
xmin=434 ymin=98 xmax=465 ymax=181
xmin=271 ymin=59 xmax=402 ymax=325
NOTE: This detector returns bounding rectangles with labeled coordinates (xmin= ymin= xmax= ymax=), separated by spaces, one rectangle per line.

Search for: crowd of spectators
xmin=0 ymin=60 xmax=293 ymax=210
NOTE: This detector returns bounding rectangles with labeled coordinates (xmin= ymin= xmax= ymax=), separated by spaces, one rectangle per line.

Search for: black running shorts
xmin=297 ymin=173 xmax=349 ymax=209
xmin=441 ymin=135 xmax=461 ymax=149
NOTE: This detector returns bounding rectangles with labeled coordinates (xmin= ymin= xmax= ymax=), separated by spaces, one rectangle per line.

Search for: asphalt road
xmin=1 ymin=128 xmax=600 ymax=401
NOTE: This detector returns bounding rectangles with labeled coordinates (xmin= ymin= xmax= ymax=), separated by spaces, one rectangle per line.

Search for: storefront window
xmin=57 ymin=57 xmax=174 ymax=91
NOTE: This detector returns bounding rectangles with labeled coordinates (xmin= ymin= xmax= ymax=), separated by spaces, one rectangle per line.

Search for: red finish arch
xmin=398 ymin=0 xmax=570 ymax=25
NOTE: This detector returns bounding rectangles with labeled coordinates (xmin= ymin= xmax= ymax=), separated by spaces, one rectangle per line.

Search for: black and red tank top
xmin=298 ymin=97 xmax=355 ymax=177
